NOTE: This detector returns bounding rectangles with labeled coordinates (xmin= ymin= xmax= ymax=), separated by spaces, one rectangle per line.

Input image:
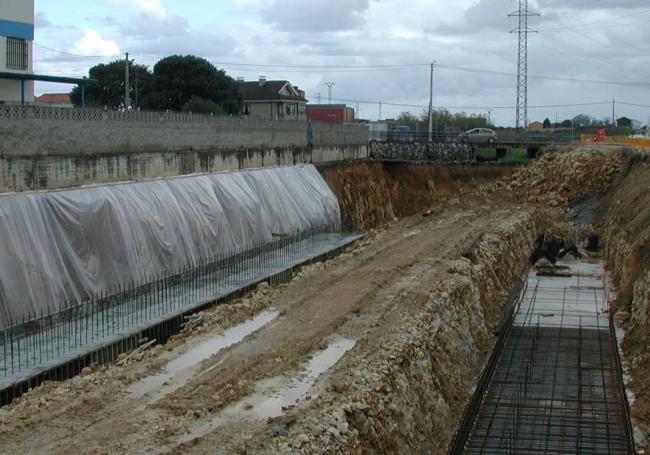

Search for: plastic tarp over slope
xmin=0 ymin=165 xmax=340 ymax=327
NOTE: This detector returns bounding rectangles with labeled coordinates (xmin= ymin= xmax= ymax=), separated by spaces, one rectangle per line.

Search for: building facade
xmin=306 ymin=104 xmax=355 ymax=124
xmin=238 ymin=78 xmax=307 ymax=121
xmin=0 ymin=0 xmax=34 ymax=103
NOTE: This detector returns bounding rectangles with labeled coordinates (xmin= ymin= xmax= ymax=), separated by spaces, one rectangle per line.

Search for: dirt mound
xmin=496 ymin=150 xmax=622 ymax=206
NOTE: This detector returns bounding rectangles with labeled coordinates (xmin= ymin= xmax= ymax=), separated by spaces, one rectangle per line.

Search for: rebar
xmin=0 ymin=227 xmax=359 ymax=391
xmin=460 ymin=260 xmax=634 ymax=455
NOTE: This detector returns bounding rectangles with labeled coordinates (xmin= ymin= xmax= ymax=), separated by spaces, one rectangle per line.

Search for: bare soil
xmin=0 ymin=200 xmax=515 ymax=454
xmin=1 ymin=151 xmax=643 ymax=454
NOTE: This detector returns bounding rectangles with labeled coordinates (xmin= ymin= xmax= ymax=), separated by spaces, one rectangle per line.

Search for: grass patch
xmin=474 ymin=147 xmax=530 ymax=165
xmin=501 ymin=148 xmax=529 ymax=165
xmin=475 ymin=147 xmax=497 ymax=161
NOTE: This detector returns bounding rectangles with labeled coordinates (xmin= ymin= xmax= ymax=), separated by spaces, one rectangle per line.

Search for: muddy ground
xmin=0 ymin=148 xmax=647 ymax=454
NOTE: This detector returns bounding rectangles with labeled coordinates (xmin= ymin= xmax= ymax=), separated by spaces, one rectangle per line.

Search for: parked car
xmin=457 ymin=128 xmax=497 ymax=144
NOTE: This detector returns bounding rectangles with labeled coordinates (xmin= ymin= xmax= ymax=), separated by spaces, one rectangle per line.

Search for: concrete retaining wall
xmin=370 ymin=141 xmax=473 ymax=162
xmin=0 ymin=145 xmax=368 ymax=192
xmin=0 ymin=105 xmax=369 ymax=192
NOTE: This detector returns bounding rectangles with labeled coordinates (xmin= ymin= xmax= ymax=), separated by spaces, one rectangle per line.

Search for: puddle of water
xmin=403 ymin=229 xmax=422 ymax=238
xmin=177 ymin=338 xmax=356 ymax=446
xmin=128 ymin=310 xmax=279 ymax=399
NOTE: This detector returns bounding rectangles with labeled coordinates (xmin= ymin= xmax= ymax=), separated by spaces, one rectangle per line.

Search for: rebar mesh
xmin=461 ymin=259 xmax=634 ymax=454
xmin=0 ymin=227 xmax=362 ymax=391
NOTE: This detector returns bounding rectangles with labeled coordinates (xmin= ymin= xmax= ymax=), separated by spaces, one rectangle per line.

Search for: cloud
xmin=33 ymin=0 xmax=650 ymax=126
xmin=34 ymin=12 xmax=51 ymax=28
xmin=537 ymin=0 xmax=645 ymax=9
xmin=73 ymin=29 xmax=121 ymax=55
xmin=119 ymin=12 xmax=189 ymax=38
xmin=262 ymin=0 xmax=372 ymax=32
xmin=131 ymin=0 xmax=167 ymax=18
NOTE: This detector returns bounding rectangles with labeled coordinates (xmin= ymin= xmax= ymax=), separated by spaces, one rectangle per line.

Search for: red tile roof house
xmin=34 ymin=93 xmax=73 ymax=108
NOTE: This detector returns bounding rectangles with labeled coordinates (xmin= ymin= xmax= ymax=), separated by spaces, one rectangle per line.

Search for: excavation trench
xmin=0 ymin=155 xmax=642 ymax=455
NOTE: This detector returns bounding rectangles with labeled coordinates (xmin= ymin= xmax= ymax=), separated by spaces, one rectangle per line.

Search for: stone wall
xmin=0 ymin=105 xmax=369 ymax=192
xmin=370 ymin=141 xmax=473 ymax=162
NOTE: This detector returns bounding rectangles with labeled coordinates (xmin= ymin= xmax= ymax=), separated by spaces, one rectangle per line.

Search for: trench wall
xmin=596 ymin=151 xmax=650 ymax=451
xmin=268 ymin=210 xmax=547 ymax=454
xmin=0 ymin=105 xmax=368 ymax=192
xmin=318 ymin=161 xmax=516 ymax=231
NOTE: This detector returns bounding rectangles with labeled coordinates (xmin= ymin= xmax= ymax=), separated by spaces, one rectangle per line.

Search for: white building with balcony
xmin=0 ymin=0 xmax=34 ymax=104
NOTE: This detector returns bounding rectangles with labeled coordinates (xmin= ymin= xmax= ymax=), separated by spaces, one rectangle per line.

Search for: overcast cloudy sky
xmin=33 ymin=0 xmax=650 ymax=126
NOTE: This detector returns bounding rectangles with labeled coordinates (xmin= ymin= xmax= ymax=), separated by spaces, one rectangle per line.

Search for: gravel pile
xmin=496 ymin=150 xmax=622 ymax=206
xmin=370 ymin=142 xmax=473 ymax=162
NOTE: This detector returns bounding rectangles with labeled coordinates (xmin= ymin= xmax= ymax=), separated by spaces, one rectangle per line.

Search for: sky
xmin=32 ymin=0 xmax=650 ymax=126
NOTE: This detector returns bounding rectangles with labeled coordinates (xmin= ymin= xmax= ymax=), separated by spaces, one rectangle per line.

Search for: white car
xmin=457 ymin=128 xmax=498 ymax=144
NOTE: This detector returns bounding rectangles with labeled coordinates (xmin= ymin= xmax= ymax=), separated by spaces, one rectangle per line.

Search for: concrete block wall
xmin=0 ymin=106 xmax=369 ymax=192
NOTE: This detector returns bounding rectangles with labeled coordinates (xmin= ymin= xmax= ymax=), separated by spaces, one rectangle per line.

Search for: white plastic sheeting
xmin=0 ymin=165 xmax=340 ymax=327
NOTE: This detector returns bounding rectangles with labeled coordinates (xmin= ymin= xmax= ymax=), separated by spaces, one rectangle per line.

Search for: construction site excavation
xmin=0 ymin=145 xmax=648 ymax=455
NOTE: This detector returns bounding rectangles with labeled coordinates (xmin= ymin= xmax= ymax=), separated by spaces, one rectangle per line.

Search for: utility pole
xmin=509 ymin=0 xmax=539 ymax=131
xmin=378 ymin=102 xmax=382 ymax=121
xmin=612 ymin=99 xmax=616 ymax=126
xmin=125 ymin=52 xmax=130 ymax=110
xmin=316 ymin=93 xmax=321 ymax=104
xmin=135 ymin=72 xmax=139 ymax=110
xmin=428 ymin=61 xmax=436 ymax=142
xmin=356 ymin=101 xmax=360 ymax=119
xmin=324 ymin=82 xmax=335 ymax=104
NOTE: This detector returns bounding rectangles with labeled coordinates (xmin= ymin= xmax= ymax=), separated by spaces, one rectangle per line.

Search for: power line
xmin=437 ymin=64 xmax=650 ymax=87
xmin=33 ymin=42 xmax=119 ymax=59
xmin=306 ymin=96 xmax=614 ymax=111
xmin=130 ymin=55 xmax=428 ymax=69
xmin=617 ymin=101 xmax=650 ymax=108
xmin=34 ymin=56 xmax=121 ymax=63
xmin=538 ymin=8 xmax=650 ymax=33
xmin=33 ymin=50 xmax=650 ymax=89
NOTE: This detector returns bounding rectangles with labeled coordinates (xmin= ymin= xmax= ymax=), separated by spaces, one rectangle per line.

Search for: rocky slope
xmin=595 ymin=151 xmax=650 ymax=451
xmin=494 ymin=148 xmax=622 ymax=206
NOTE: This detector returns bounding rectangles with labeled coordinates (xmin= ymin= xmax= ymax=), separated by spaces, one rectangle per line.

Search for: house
xmin=237 ymin=77 xmax=307 ymax=120
xmin=616 ymin=117 xmax=642 ymax=129
xmin=306 ymin=104 xmax=355 ymax=124
xmin=0 ymin=0 xmax=35 ymax=104
xmin=527 ymin=121 xmax=544 ymax=130
xmin=34 ymin=93 xmax=73 ymax=108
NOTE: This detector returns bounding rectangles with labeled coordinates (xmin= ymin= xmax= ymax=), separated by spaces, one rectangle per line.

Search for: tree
xmin=70 ymin=60 xmax=153 ymax=109
xmin=543 ymin=118 xmax=552 ymax=129
xmin=141 ymin=55 xmax=242 ymax=114
xmin=572 ymin=114 xmax=595 ymax=128
xmin=181 ymin=96 xmax=224 ymax=115
xmin=396 ymin=111 xmax=420 ymax=124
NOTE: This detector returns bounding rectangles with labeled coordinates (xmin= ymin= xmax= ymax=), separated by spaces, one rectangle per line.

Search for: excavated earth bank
xmin=318 ymin=161 xmax=515 ymax=230
xmin=596 ymin=151 xmax=650 ymax=451
xmin=0 ymin=152 xmax=646 ymax=454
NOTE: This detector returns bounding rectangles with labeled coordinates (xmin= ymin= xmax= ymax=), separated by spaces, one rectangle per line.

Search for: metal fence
xmin=0 ymin=227 xmax=359 ymax=385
